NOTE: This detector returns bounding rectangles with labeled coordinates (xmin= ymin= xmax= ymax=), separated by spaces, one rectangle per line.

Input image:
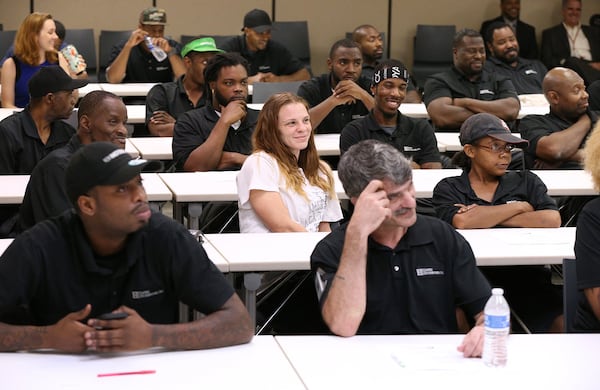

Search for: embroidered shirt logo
xmin=404 ymin=146 xmax=422 ymax=152
xmin=479 ymin=89 xmax=495 ymax=95
xmin=525 ymin=69 xmax=538 ymax=75
xmin=131 ymin=289 xmax=164 ymax=299
xmin=415 ymin=268 xmax=444 ymax=276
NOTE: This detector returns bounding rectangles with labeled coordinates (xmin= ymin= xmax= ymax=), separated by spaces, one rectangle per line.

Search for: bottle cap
xmin=491 ymin=287 xmax=504 ymax=295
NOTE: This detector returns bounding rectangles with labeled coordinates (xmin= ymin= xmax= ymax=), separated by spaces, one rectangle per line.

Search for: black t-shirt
xmin=433 ymin=170 xmax=558 ymax=225
xmin=340 ymin=110 xmax=440 ymax=165
xmin=311 ymin=216 xmax=491 ymax=334
xmin=298 ymin=73 xmax=372 ymax=134
xmin=574 ymin=197 xmax=600 ymax=331
xmin=0 ymin=211 xmax=233 ymax=325
xmin=220 ymin=35 xmax=305 ymax=76
xmin=145 ymin=75 xmax=207 ymax=125
xmin=172 ymin=104 xmax=259 ymax=170
xmin=108 ymin=38 xmax=182 ymax=83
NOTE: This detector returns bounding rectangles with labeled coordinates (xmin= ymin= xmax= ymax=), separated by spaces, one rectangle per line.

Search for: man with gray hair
xmin=310 ymin=140 xmax=491 ymax=358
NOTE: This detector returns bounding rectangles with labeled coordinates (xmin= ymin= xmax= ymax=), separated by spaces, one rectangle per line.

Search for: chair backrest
xmin=590 ymin=14 xmax=600 ymax=28
xmin=563 ymin=257 xmax=578 ymax=333
xmin=251 ymin=81 xmax=305 ymax=104
xmin=414 ymin=24 xmax=455 ymax=63
xmin=98 ymin=30 xmax=131 ymax=82
xmin=345 ymin=31 xmax=389 ymax=60
xmin=412 ymin=24 xmax=456 ymax=89
xmin=271 ymin=21 xmax=310 ymax=69
xmin=180 ymin=34 xmax=236 ymax=51
xmin=0 ymin=30 xmax=16 ymax=63
xmin=65 ymin=29 xmax=97 ymax=78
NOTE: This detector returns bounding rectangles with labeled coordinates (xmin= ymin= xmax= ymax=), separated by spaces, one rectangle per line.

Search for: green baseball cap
xmin=181 ymin=37 xmax=224 ymax=57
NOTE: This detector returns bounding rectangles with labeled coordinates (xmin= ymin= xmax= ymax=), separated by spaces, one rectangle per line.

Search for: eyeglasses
xmin=475 ymin=142 xmax=515 ymax=154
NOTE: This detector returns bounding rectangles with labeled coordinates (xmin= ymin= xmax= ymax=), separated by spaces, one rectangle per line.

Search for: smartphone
xmin=98 ymin=312 xmax=129 ymax=321
xmin=60 ymin=44 xmax=82 ymax=73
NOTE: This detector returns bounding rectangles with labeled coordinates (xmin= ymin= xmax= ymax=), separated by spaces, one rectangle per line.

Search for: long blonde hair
xmin=14 ymin=12 xmax=58 ymax=66
xmin=252 ymin=92 xmax=336 ymax=198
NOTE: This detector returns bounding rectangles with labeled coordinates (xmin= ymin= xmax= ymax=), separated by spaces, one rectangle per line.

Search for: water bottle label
xmin=485 ymin=314 xmax=509 ymax=329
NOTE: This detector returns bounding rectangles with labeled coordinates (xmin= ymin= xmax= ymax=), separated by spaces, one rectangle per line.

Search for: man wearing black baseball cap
xmin=220 ymin=8 xmax=310 ymax=84
xmin=0 ymin=142 xmax=253 ymax=352
xmin=106 ymin=7 xmax=185 ymax=84
xmin=0 ymin=66 xmax=88 ymax=237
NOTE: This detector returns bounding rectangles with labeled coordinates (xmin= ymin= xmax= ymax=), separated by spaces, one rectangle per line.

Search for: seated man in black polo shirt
xmin=0 ymin=66 xmax=87 ymax=237
xmin=18 ymin=90 xmax=129 ymax=232
xmin=483 ymin=21 xmax=547 ymax=95
xmin=340 ymin=59 xmax=441 ymax=169
xmin=311 ymin=140 xmax=491 ymax=358
xmin=0 ymin=142 xmax=253 ymax=352
xmin=423 ymin=28 xmax=520 ymax=132
xmin=106 ymin=7 xmax=185 ymax=84
xmin=172 ymin=53 xmax=258 ymax=172
xmin=220 ymin=9 xmax=310 ymax=84
xmin=298 ymin=39 xmax=374 ymax=134
xmin=145 ymin=37 xmax=223 ymax=137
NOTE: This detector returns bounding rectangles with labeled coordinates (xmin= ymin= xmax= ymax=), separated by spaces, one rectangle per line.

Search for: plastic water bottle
xmin=482 ymin=288 xmax=510 ymax=367
xmin=144 ymin=36 xmax=167 ymax=62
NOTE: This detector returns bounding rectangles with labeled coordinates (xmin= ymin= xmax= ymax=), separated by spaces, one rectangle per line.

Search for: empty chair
xmin=412 ymin=24 xmax=456 ymax=90
xmin=98 ymin=30 xmax=131 ymax=82
xmin=251 ymin=81 xmax=304 ymax=104
xmin=271 ymin=21 xmax=311 ymax=73
xmin=65 ymin=28 xmax=97 ymax=80
xmin=0 ymin=30 xmax=16 ymax=63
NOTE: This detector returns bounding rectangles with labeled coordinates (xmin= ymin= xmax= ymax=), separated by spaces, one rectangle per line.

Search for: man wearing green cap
xmin=106 ymin=7 xmax=185 ymax=84
xmin=145 ymin=37 xmax=223 ymax=136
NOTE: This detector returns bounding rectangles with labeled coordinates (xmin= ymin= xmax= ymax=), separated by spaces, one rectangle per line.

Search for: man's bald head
xmin=542 ymin=67 xmax=584 ymax=96
xmin=543 ymin=67 xmax=589 ymax=120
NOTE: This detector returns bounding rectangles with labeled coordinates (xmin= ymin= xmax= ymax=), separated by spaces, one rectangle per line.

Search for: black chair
xmin=251 ymin=81 xmax=305 ymax=104
xmin=345 ymin=31 xmax=389 ymax=60
xmin=271 ymin=21 xmax=311 ymax=74
xmin=180 ymin=34 xmax=236 ymax=50
xmin=98 ymin=30 xmax=131 ymax=82
xmin=412 ymin=24 xmax=456 ymax=91
xmin=590 ymin=14 xmax=600 ymax=28
xmin=0 ymin=30 xmax=16 ymax=62
xmin=65 ymin=28 xmax=97 ymax=81
xmin=563 ymin=257 xmax=578 ymax=333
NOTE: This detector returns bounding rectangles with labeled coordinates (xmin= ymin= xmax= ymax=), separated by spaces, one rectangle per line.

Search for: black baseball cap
xmin=242 ymin=9 xmax=272 ymax=33
xmin=28 ymin=66 xmax=88 ymax=98
xmin=459 ymin=113 xmax=528 ymax=147
xmin=65 ymin=142 xmax=149 ymax=206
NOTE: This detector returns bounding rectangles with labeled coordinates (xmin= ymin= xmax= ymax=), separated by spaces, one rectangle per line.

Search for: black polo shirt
xmin=423 ymin=67 xmax=519 ymax=130
xmin=220 ymin=35 xmax=305 ymax=76
xmin=484 ymin=57 xmax=547 ymax=95
xmin=340 ymin=110 xmax=440 ymax=165
xmin=519 ymin=110 xmax=599 ymax=169
xmin=172 ymin=104 xmax=259 ymax=170
xmin=298 ymin=73 xmax=372 ymax=134
xmin=574 ymin=198 xmax=600 ymax=331
xmin=108 ymin=38 xmax=182 ymax=83
xmin=0 ymin=108 xmax=75 ymax=174
xmin=0 ymin=211 xmax=233 ymax=326
xmin=432 ymin=170 xmax=558 ymax=225
xmin=145 ymin=75 xmax=207 ymax=125
xmin=311 ymin=215 xmax=491 ymax=334
xmin=18 ymin=135 xmax=82 ymax=232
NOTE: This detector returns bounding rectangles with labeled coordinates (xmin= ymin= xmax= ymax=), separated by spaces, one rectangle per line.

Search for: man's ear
xmin=77 ymin=194 xmax=96 ymax=216
xmin=79 ymin=115 xmax=91 ymax=133
xmin=326 ymin=58 xmax=333 ymax=72
xmin=546 ymin=90 xmax=559 ymax=105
